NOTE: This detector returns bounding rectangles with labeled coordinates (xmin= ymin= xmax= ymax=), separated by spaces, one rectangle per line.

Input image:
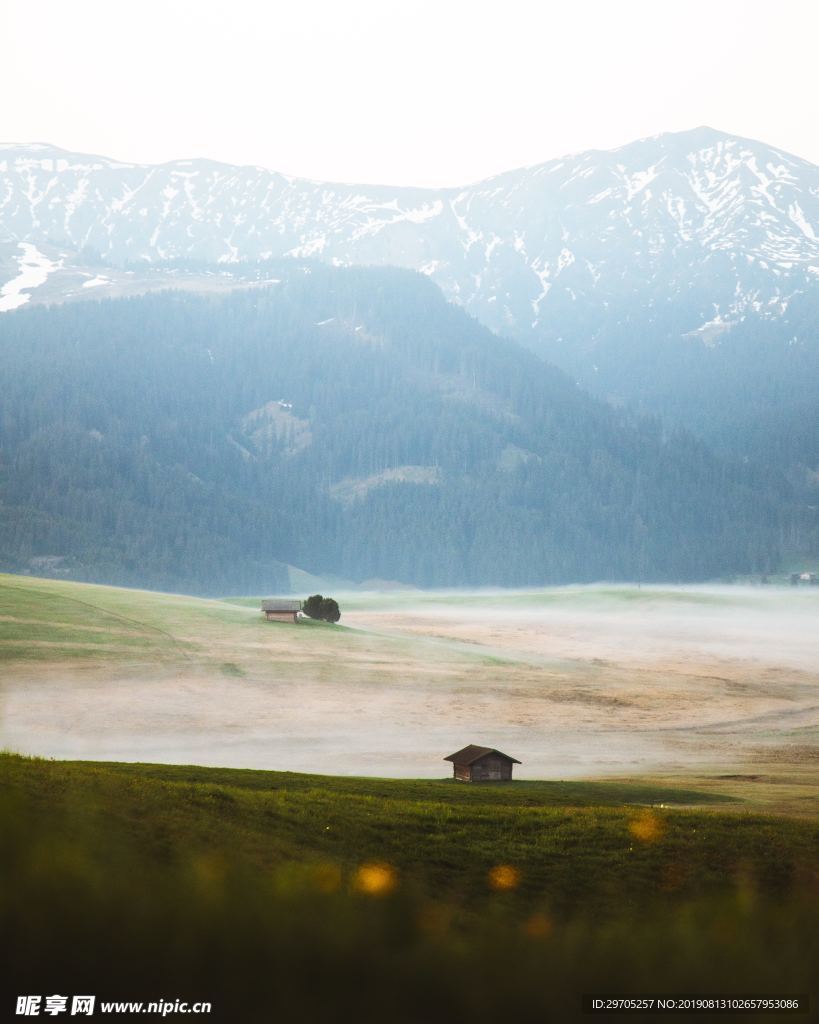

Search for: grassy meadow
xmin=2 ymin=571 xmax=817 ymax=809
xmin=2 ymin=753 xmax=818 ymax=1021
xmin=2 ymin=572 xmax=818 ymax=1018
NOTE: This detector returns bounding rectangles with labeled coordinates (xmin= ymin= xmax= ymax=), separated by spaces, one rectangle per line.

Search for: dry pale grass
xmin=1 ymin=575 xmax=817 ymax=814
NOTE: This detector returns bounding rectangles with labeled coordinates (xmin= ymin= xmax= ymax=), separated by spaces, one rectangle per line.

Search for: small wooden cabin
xmin=261 ymin=599 xmax=302 ymax=623
xmin=444 ymin=744 xmax=521 ymax=782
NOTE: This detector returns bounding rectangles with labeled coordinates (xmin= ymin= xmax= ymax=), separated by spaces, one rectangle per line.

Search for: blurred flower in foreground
xmin=523 ymin=912 xmax=553 ymax=939
xmin=488 ymin=864 xmax=521 ymax=891
xmin=353 ymin=862 xmax=397 ymax=896
xmin=629 ymin=810 xmax=665 ymax=843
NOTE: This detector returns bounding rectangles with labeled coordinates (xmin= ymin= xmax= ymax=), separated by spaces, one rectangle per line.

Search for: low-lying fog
xmin=347 ymin=583 xmax=819 ymax=670
xmin=2 ymin=585 xmax=818 ymax=780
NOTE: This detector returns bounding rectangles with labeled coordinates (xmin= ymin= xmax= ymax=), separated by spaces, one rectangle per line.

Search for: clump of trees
xmin=302 ymin=594 xmax=341 ymax=623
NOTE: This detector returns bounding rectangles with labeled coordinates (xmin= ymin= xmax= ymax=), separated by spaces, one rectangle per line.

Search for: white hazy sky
xmin=2 ymin=0 xmax=818 ymax=187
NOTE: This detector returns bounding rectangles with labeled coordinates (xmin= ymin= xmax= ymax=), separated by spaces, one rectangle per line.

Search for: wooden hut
xmin=261 ymin=599 xmax=302 ymax=623
xmin=444 ymin=744 xmax=521 ymax=782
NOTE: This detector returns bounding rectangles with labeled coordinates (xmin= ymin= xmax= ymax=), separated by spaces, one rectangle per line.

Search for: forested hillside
xmin=0 ymin=265 xmax=790 ymax=592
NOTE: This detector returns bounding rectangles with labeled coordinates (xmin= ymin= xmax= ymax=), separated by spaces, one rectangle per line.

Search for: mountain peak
xmin=1 ymin=128 xmax=817 ymax=343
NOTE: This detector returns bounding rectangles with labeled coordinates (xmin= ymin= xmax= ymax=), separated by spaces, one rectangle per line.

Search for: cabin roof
xmin=261 ymin=599 xmax=302 ymax=612
xmin=444 ymin=744 xmax=521 ymax=765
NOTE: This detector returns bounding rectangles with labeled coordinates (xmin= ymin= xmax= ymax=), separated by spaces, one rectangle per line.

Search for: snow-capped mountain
xmin=1 ymin=128 xmax=817 ymax=576
xmin=2 ymin=127 xmax=818 ymax=328
xmin=2 ymin=127 xmax=818 ymax=473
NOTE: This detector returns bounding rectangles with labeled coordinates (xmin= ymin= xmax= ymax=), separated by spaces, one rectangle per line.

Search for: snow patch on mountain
xmin=1 ymin=129 xmax=818 ymax=354
xmin=0 ymin=243 xmax=62 ymax=312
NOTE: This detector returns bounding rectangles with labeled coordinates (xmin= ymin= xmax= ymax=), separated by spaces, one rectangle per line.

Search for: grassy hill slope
xmin=2 ymin=754 xmax=817 ymax=1021
xmin=2 ymin=571 xmax=817 ymax=1018
xmin=3 ymin=572 xmax=818 ymax=813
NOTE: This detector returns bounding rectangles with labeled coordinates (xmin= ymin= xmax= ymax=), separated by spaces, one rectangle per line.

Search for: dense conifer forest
xmin=0 ymin=265 xmax=794 ymax=592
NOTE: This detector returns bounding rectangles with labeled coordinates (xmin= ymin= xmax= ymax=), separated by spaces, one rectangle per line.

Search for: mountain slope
xmin=2 ymin=128 xmax=818 ymax=481
xmin=2 ymin=129 xmax=818 ymax=315
xmin=0 ymin=265 xmax=786 ymax=591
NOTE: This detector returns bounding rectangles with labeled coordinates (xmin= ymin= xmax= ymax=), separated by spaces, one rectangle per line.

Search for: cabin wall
xmin=452 ymin=756 xmax=514 ymax=782
xmin=471 ymin=757 xmax=501 ymax=781
xmin=470 ymin=756 xmax=512 ymax=781
xmin=264 ymin=611 xmax=298 ymax=622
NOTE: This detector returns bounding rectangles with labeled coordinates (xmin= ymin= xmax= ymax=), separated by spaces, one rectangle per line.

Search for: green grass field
xmin=4 ymin=570 xmax=818 ymax=814
xmin=2 ymin=572 xmax=818 ymax=1018
xmin=1 ymin=753 xmax=817 ymax=1021
xmin=0 ymin=571 xmax=409 ymax=670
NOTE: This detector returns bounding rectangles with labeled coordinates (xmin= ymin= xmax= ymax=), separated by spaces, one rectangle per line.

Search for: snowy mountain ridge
xmin=2 ymin=127 xmax=819 ymax=356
